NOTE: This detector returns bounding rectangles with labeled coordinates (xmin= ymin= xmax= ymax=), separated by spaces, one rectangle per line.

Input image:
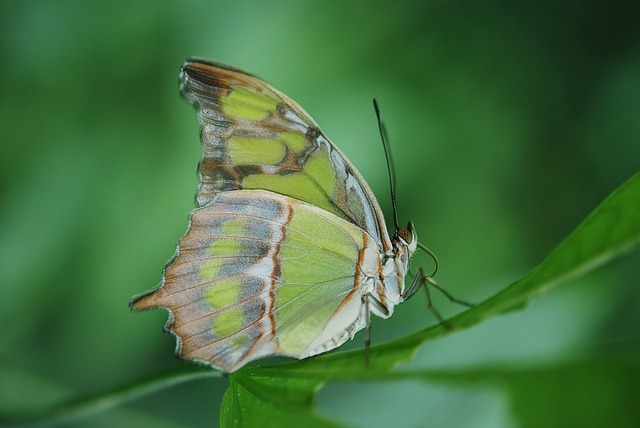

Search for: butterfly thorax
xmin=371 ymin=223 xmax=418 ymax=318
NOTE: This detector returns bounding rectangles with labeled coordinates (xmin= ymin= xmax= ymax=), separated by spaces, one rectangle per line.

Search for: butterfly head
xmin=393 ymin=221 xmax=418 ymax=275
xmin=394 ymin=221 xmax=418 ymax=256
xmin=381 ymin=222 xmax=418 ymax=305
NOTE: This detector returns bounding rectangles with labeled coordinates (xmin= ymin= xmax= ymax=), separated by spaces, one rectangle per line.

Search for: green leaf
xmin=503 ymin=354 xmax=640 ymax=428
xmin=5 ymin=171 xmax=639 ymax=427
xmin=418 ymin=349 xmax=640 ymax=428
xmin=0 ymin=365 xmax=221 ymax=427
xmin=220 ymin=372 xmax=341 ymax=427
xmin=222 ymin=170 xmax=640 ymax=418
xmin=273 ymin=170 xmax=640 ymax=379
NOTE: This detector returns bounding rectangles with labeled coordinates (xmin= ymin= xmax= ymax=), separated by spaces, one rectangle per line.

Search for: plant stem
xmin=1 ymin=365 xmax=222 ymax=427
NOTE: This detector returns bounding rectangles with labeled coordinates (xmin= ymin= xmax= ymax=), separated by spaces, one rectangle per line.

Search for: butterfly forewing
xmin=180 ymin=60 xmax=392 ymax=252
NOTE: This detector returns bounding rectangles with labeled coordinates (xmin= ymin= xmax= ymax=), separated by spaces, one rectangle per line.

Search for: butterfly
xmin=131 ymin=59 xmax=440 ymax=373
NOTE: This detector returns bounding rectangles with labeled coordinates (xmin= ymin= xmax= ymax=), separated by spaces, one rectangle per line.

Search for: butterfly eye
xmin=396 ymin=225 xmax=413 ymax=245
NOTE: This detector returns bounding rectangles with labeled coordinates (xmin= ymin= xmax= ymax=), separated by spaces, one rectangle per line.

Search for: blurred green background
xmin=1 ymin=1 xmax=639 ymax=427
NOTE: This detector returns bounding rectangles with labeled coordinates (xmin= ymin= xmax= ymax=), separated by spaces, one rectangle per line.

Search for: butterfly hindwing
xmin=132 ymin=189 xmax=381 ymax=372
xmin=180 ymin=60 xmax=392 ymax=252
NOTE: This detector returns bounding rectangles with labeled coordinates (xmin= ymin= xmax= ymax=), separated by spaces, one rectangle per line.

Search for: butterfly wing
xmin=180 ymin=59 xmax=392 ymax=252
xmin=132 ymin=189 xmax=381 ymax=372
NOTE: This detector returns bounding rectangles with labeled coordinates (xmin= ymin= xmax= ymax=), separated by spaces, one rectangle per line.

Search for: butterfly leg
xmin=418 ymin=268 xmax=448 ymax=327
xmin=363 ymin=295 xmax=371 ymax=369
xmin=361 ymin=293 xmax=390 ymax=369
xmin=407 ymin=268 xmax=474 ymax=329
xmin=423 ymin=274 xmax=474 ymax=308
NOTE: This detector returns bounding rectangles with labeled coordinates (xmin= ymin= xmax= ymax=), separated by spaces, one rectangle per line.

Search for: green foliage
xmin=221 ymin=171 xmax=640 ymax=427
xmin=220 ymin=374 xmax=338 ymax=428
xmin=3 ymin=172 xmax=638 ymax=427
xmin=2 ymin=1 xmax=640 ymax=427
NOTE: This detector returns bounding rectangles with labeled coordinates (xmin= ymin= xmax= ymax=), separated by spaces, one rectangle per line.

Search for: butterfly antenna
xmin=373 ymin=99 xmax=399 ymax=230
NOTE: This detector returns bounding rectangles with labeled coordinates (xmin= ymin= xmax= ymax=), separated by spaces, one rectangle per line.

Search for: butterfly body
xmin=132 ymin=59 xmax=418 ymax=372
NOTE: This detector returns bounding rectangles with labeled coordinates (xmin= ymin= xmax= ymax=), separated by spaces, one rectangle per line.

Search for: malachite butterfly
xmin=131 ymin=59 xmax=430 ymax=373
